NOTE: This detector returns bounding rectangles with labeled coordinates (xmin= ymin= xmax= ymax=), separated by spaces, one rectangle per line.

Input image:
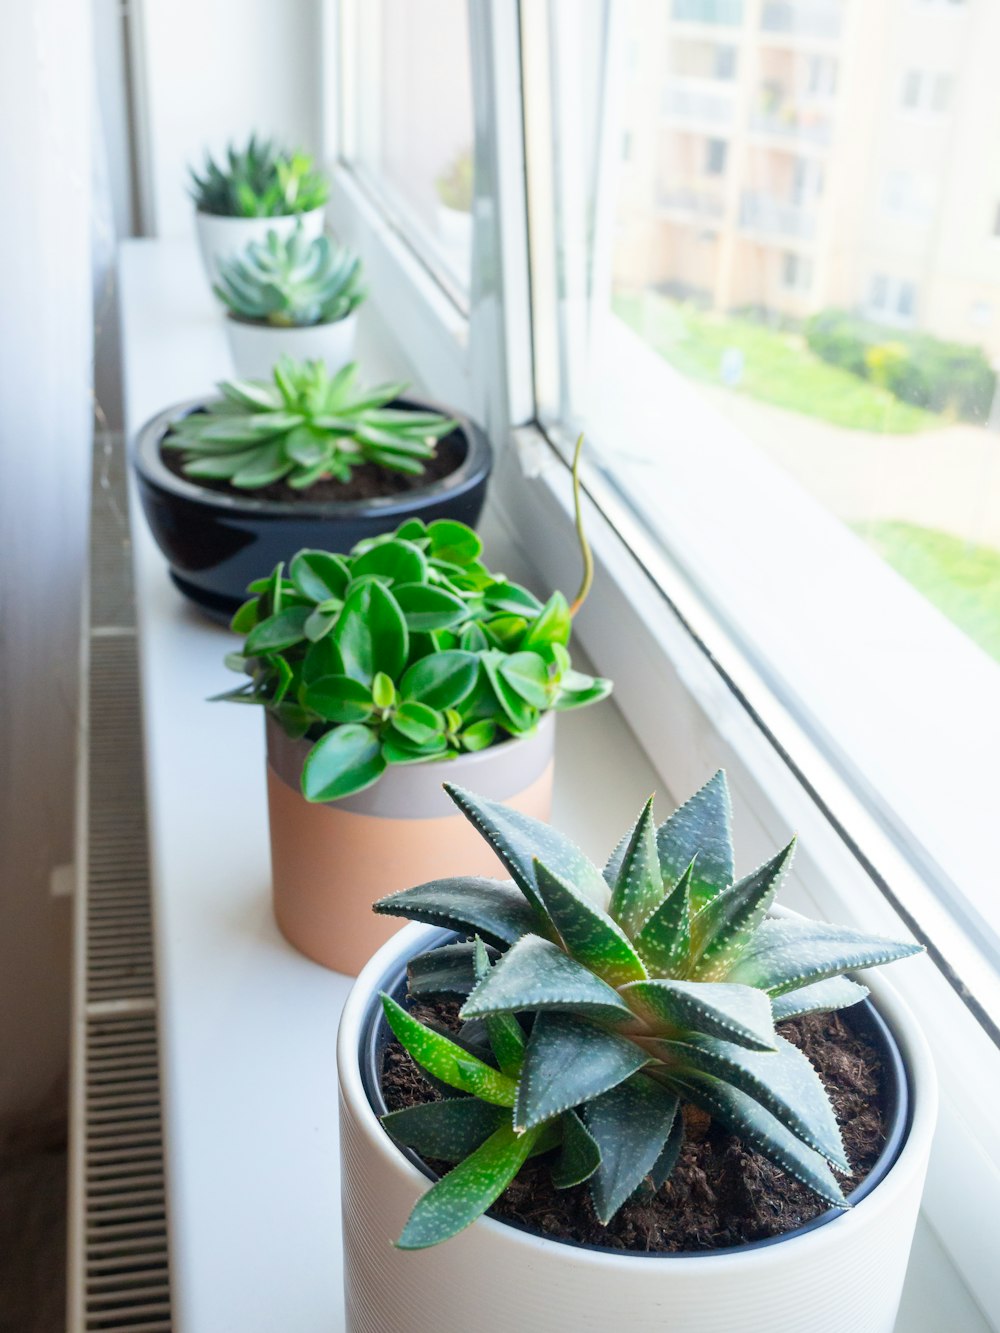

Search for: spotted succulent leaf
xmin=532 ymin=859 xmax=647 ymax=987
xmin=726 ymin=917 xmax=921 ymax=996
xmin=472 ymin=938 xmax=526 ymax=1076
xmin=550 ymin=1111 xmax=602 ymax=1189
xmin=460 ymin=935 xmax=633 ymax=1026
xmin=620 ymin=979 xmax=778 ymax=1051
xmin=771 ymin=975 xmax=870 ymax=1022
xmin=380 ymin=995 xmax=517 ymax=1108
xmin=382 ymin=1098 xmax=508 ymax=1163
xmin=687 ymin=840 xmax=796 ymax=981
xmin=407 ymin=941 xmax=493 ymax=997
xmin=607 ymin=796 xmax=663 ymax=937
xmin=655 ymin=769 xmax=734 ymax=908
xmin=649 ymin=1102 xmax=685 ymax=1188
xmin=514 ymin=1014 xmax=650 ymax=1131
xmin=631 ymin=860 xmax=694 ymax=975
xmin=374 ymin=876 xmax=542 ymax=950
xmin=583 ymin=1076 xmax=681 ymax=1224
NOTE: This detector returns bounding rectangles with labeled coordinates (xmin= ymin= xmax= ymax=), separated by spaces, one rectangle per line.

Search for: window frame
xmin=323 ymin=3 xmax=1000 ymax=1317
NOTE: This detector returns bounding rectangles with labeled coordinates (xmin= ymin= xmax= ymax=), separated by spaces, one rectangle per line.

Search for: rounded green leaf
xmin=460 ymin=720 xmax=496 ymax=752
xmin=391 ymin=699 xmax=445 ymax=746
xmin=522 ymin=591 xmax=572 ymax=650
xmin=289 ymin=550 xmax=351 ymax=603
xmin=301 ymin=725 xmax=386 ymax=801
xmin=400 ymin=650 xmax=479 ymax=710
xmin=244 ymin=605 xmax=310 ymax=654
xmin=301 ymin=635 xmax=344 ymax=684
xmin=426 ymin=519 xmax=482 ymax=567
xmin=482 ymin=614 xmax=529 ymax=650
xmin=302 ymin=674 xmax=373 ymax=723
xmin=482 ymin=582 xmax=543 ymax=616
xmin=229 ymin=597 xmax=260 ymax=634
xmin=499 ymin=651 xmax=552 ymax=709
xmin=350 ymin=538 xmax=428 ymax=587
xmin=372 ymin=671 xmax=396 ymax=710
xmin=392 ymin=582 xmax=469 ymax=631
xmin=332 ymin=581 xmax=409 ymax=684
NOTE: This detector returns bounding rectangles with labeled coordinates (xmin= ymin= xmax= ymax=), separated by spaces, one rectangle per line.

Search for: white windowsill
xmin=118 ymin=238 xmax=990 ymax=1333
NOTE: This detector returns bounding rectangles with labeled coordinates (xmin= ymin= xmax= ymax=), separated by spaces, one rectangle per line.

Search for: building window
xmin=704 ymin=137 xmax=728 ymax=175
xmin=868 ymin=273 xmax=918 ymax=322
xmin=714 ymin=44 xmax=738 ymax=80
xmin=901 ymin=68 xmax=954 ymax=114
xmin=882 ymin=170 xmax=933 ymax=224
xmin=782 ymin=251 xmax=812 ymax=290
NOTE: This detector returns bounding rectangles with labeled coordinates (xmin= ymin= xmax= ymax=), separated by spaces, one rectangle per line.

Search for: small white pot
xmin=436 ymin=204 xmax=473 ymax=275
xmin=194 ymin=206 xmax=325 ymax=289
xmin=338 ymin=920 xmax=937 ymax=1333
xmin=223 ymin=313 xmax=357 ymax=380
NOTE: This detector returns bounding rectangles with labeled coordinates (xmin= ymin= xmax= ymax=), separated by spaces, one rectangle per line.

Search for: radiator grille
xmin=70 ymin=433 xmax=173 ymax=1331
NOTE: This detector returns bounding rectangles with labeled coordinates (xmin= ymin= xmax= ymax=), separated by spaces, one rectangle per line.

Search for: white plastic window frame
xmin=323 ymin=2 xmax=1000 ymax=1321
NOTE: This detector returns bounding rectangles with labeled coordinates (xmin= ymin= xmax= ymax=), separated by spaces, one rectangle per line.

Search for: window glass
xmin=343 ymin=0 xmax=474 ymax=302
xmin=526 ymin=0 xmax=1000 ymax=968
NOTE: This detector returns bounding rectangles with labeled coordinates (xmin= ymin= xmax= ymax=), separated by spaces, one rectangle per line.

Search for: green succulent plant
xmin=435 ymin=147 xmax=474 ymax=213
xmin=219 ymin=516 xmax=611 ymax=799
xmin=189 ymin=135 xmax=329 ymax=218
xmin=372 ymin=772 xmax=921 ymax=1249
xmin=213 ymin=227 xmax=365 ymax=327
xmin=163 ymin=359 xmax=456 ymax=489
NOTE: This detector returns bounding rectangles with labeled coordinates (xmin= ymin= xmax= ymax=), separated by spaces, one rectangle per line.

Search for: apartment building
xmin=613 ymin=0 xmax=1000 ymax=355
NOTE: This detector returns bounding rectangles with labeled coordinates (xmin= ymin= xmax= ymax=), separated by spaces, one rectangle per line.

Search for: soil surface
xmin=380 ymin=997 xmax=888 ymax=1253
xmin=160 ymin=431 xmax=467 ymax=504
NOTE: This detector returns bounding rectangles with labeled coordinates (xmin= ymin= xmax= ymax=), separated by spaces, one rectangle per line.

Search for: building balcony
xmin=657 ymin=186 xmax=727 ymax=221
xmin=749 ymin=107 xmax=833 ymax=145
xmin=739 ymin=190 xmax=817 ymax=239
xmin=661 ymin=82 xmax=736 ymax=127
xmin=671 ymin=0 xmax=744 ymax=25
xmin=759 ymin=1 xmax=843 ymax=42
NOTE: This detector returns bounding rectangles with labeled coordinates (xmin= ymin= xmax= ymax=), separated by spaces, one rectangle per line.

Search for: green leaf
xmin=396 ymin=1122 xmax=542 ymax=1250
xmin=380 ymin=995 xmax=517 ymax=1107
xmin=673 ymin=1072 xmax=847 ymax=1208
xmin=632 ymin=859 xmax=693 ymax=977
xmin=532 ymin=859 xmax=646 ymax=987
xmin=607 ymin=796 xmax=663 ymax=938
xmin=498 ymin=652 xmax=552 ymax=709
xmin=301 ymin=634 xmax=344 ymax=684
xmin=381 ymin=734 xmax=448 ymax=764
xmin=650 ymin=1103 xmax=685 ymax=1188
xmin=391 ymin=700 xmax=445 ymax=746
xmin=444 ymin=785 xmax=611 ymax=916
xmin=244 ymin=605 xmax=310 ymax=654
xmin=521 ymin=591 xmax=572 ymax=650
xmin=460 ymin=720 xmax=496 ymax=752
xmin=553 ymin=677 xmax=613 ymax=711
xmin=332 ymin=581 xmax=408 ymax=684
xmin=301 ymin=725 xmax=386 ymax=801
xmin=725 ymin=917 xmax=921 ymax=996
xmin=407 ymin=941 xmax=496 ymax=998
xmin=426 ymin=520 xmax=482 ymax=566
xmin=584 ymin=1076 xmax=680 ymax=1223
xmin=483 ymin=582 xmax=543 ymax=616
xmin=550 ymin=1111 xmax=601 ymax=1189
xmin=289 ymin=550 xmax=350 ymax=602
xmin=472 ymin=938 xmax=526 ymax=1077
xmin=620 ymin=979 xmax=777 ymax=1050
xmin=372 ymin=671 xmax=396 ymax=710
xmin=482 ymin=652 xmax=537 ymax=731
xmin=771 ymin=976 xmax=869 ymax=1022
xmin=302 ymin=674 xmax=373 ymax=724
xmin=304 ymin=607 xmax=338 ymax=642
xmin=350 ymin=538 xmax=427 ymax=586
xmin=401 ymin=651 xmax=479 ymax=710
xmin=687 ymin=840 xmax=796 ymax=982
xmin=460 ymin=934 xmax=634 ymax=1025
xmin=655 ymin=769 xmax=735 ymax=908
xmin=392 ymin=582 xmax=468 ymax=631
xmin=373 ymin=877 xmax=542 ymax=949
xmin=664 ymin=1033 xmax=849 ymax=1171
xmin=229 ymin=597 xmax=260 ymax=634
xmin=514 ymin=1013 xmax=649 ymax=1131
xmin=382 ymin=1098 xmax=507 ymax=1163
xmin=482 ymin=614 xmax=529 ymax=651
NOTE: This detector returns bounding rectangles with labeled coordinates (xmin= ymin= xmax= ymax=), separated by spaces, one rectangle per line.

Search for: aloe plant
xmin=163 ymin=359 xmax=456 ymax=489
xmin=373 ymin=772 xmax=921 ymax=1249
xmin=219 ymin=515 xmax=611 ymax=799
xmin=214 ymin=227 xmax=365 ymax=327
xmin=189 ymin=135 xmax=329 ymax=218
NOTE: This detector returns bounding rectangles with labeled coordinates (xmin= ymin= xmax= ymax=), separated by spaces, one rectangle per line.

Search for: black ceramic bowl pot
xmin=132 ymin=396 xmax=492 ymax=623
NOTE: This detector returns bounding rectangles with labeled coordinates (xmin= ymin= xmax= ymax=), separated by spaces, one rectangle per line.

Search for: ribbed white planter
xmin=223 ymin=313 xmax=357 ymax=380
xmin=338 ymin=920 xmax=937 ymax=1333
xmin=194 ymin=206 xmax=325 ymax=288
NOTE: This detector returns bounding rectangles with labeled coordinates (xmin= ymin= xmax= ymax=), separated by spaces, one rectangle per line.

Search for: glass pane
xmin=346 ymin=0 xmax=474 ymax=299
xmin=528 ymin=0 xmax=1000 ymax=949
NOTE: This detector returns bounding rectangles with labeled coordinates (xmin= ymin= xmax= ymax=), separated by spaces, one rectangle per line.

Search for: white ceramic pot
xmin=436 ymin=204 xmax=473 ymax=277
xmin=223 ymin=313 xmax=357 ymax=380
xmin=194 ymin=206 xmax=325 ymax=289
xmin=338 ymin=920 xmax=937 ymax=1333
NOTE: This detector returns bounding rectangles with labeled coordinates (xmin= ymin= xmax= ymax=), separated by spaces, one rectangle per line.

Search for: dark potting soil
xmin=160 ymin=431 xmax=467 ymax=505
xmin=380 ymin=997 xmax=888 ymax=1253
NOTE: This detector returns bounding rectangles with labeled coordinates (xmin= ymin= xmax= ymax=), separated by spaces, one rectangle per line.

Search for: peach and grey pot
xmin=265 ymin=712 xmax=555 ymax=976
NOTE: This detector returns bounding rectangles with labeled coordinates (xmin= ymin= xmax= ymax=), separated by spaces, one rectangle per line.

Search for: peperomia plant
xmin=372 ymin=772 xmax=921 ymax=1249
xmin=189 ymin=135 xmax=329 ymax=218
xmin=164 ymin=359 xmax=456 ymax=489
xmin=219 ymin=514 xmax=611 ymax=800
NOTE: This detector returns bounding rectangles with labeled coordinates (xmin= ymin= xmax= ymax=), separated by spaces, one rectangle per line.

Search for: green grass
xmin=613 ymin=291 xmax=938 ymax=434
xmin=857 ymin=521 xmax=1000 ymax=663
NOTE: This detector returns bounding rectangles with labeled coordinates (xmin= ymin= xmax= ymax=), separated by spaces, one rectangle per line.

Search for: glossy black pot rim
xmin=132 ymin=394 xmax=492 ymax=519
xmin=358 ymin=926 xmax=912 ymax=1260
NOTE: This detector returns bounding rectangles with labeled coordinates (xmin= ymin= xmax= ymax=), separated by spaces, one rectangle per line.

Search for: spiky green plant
xmin=372 ymin=773 xmax=921 ymax=1249
xmin=189 ymin=135 xmax=329 ymax=218
xmin=213 ymin=227 xmax=365 ymax=327
xmin=163 ymin=359 xmax=456 ymax=490
xmin=218 ymin=516 xmax=611 ymax=800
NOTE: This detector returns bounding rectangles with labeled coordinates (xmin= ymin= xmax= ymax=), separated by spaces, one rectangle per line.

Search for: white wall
xmin=131 ymin=0 xmax=325 ymax=238
xmin=0 ymin=2 xmax=92 ymax=1130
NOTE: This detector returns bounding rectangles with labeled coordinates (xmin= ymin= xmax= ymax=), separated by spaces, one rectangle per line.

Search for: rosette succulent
xmin=219 ymin=516 xmax=611 ymax=799
xmin=189 ymin=135 xmax=329 ymax=218
xmin=372 ymin=772 xmax=921 ymax=1249
xmin=163 ymin=359 xmax=456 ymax=489
xmin=213 ymin=227 xmax=365 ymax=327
